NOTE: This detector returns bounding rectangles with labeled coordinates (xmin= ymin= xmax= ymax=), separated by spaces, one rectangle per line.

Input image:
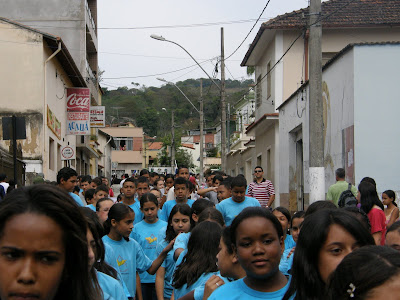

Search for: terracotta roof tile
xmin=242 ymin=0 xmax=400 ymax=66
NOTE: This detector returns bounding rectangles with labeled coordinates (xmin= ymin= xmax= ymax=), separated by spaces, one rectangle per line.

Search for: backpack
xmin=338 ymin=183 xmax=357 ymax=208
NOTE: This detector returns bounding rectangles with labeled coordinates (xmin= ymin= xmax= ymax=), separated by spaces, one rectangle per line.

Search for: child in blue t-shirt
xmin=120 ymin=178 xmax=141 ymax=224
xmin=102 ymin=203 xmax=174 ymax=299
xmin=208 ymin=207 xmax=290 ymax=300
xmin=272 ymin=207 xmax=297 ymax=251
xmin=216 ymin=176 xmax=260 ymax=226
xmin=160 ymin=177 xmax=195 ymax=222
xmin=155 ymin=203 xmax=193 ymax=300
xmin=131 ymin=193 xmax=167 ymax=299
xmin=172 ymin=221 xmax=222 ymax=299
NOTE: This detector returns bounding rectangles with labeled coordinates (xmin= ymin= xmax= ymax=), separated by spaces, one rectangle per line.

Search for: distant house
xmin=278 ymin=42 xmax=400 ymax=211
xmin=101 ymin=124 xmax=144 ymax=178
xmin=228 ymin=0 xmax=400 ymax=207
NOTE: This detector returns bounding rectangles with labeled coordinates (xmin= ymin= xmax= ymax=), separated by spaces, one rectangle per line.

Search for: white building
xmin=278 ymin=43 xmax=400 ymax=211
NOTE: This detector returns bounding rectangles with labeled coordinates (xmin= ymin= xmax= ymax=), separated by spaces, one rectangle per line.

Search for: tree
xmin=157 ymin=134 xmax=194 ymax=168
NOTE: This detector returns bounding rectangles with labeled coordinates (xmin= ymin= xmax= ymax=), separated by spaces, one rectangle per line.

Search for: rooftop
xmin=242 ymin=0 xmax=400 ymax=66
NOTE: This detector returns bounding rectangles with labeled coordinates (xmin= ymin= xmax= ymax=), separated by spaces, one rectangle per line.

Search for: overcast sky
xmin=98 ymin=0 xmax=311 ymax=89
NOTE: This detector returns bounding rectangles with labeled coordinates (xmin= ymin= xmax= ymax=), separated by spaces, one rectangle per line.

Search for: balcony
xmin=85 ymin=0 xmax=98 ymax=53
xmin=86 ymin=60 xmax=99 ymax=106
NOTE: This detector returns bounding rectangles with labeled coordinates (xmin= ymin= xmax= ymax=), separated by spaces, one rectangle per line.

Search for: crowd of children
xmin=0 ymin=166 xmax=400 ymax=300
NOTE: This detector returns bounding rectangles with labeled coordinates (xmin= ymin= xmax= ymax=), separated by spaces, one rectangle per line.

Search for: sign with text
xmin=66 ymin=88 xmax=90 ymax=135
xmin=90 ymin=106 xmax=105 ymax=127
xmin=61 ymin=146 xmax=76 ymax=160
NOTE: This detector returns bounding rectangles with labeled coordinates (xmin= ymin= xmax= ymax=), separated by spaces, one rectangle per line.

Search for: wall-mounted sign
xmin=66 ymin=88 xmax=90 ymax=135
xmin=47 ymin=106 xmax=61 ymax=139
xmin=90 ymin=106 xmax=105 ymax=127
xmin=61 ymin=146 xmax=75 ymax=160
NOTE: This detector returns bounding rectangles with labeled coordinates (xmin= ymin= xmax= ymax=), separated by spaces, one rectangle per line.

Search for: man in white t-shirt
xmin=0 ymin=173 xmax=9 ymax=194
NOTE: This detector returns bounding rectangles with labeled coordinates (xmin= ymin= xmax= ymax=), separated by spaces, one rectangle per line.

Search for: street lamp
xmin=151 ymin=33 xmax=227 ymax=173
xmin=151 ymin=34 xmax=220 ymax=90
xmin=158 ymin=78 xmax=204 ymax=185
xmin=161 ymin=107 xmax=175 ymax=173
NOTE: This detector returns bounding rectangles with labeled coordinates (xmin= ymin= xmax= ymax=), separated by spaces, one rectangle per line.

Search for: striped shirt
xmin=247 ymin=179 xmax=275 ymax=207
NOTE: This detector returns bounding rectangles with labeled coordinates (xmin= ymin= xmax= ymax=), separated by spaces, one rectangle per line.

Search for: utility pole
xmin=309 ymin=0 xmax=324 ymax=203
xmin=199 ymin=79 xmax=204 ymax=185
xmin=220 ymin=27 xmax=227 ymax=171
xmin=171 ymin=110 xmax=175 ymax=174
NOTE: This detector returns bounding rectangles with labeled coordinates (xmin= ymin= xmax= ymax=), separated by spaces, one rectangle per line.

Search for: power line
xmin=16 ymin=17 xmax=271 ymax=30
xmin=225 ymin=0 xmax=272 ymax=61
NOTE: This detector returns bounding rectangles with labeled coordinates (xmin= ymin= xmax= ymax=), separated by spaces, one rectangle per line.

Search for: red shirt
xmin=368 ymin=207 xmax=386 ymax=245
xmin=247 ymin=179 xmax=275 ymax=207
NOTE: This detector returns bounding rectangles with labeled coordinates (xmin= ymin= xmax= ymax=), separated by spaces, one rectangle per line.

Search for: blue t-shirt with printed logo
xmin=208 ymin=276 xmax=291 ymax=300
xmin=96 ymin=270 xmax=127 ymax=300
xmin=174 ymin=272 xmax=219 ymax=300
xmin=216 ymin=196 xmax=260 ymax=226
xmin=102 ymin=235 xmax=152 ymax=298
xmin=160 ymin=199 xmax=195 ymax=222
xmin=131 ymin=219 xmax=167 ymax=283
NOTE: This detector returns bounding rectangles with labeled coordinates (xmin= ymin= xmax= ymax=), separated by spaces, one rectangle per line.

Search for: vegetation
xmin=102 ymin=78 xmax=254 ymax=138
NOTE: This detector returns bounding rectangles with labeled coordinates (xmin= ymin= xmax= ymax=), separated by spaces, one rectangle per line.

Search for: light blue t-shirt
xmin=69 ymin=192 xmax=84 ymax=206
xmin=284 ymin=234 xmax=296 ymax=251
xmin=216 ymin=196 xmax=261 ymax=226
xmin=156 ymin=238 xmax=176 ymax=299
xmin=279 ymin=247 xmax=295 ymax=276
xmin=160 ymin=199 xmax=195 ymax=222
xmin=96 ymin=270 xmax=127 ymax=300
xmin=174 ymin=272 xmax=219 ymax=300
xmin=86 ymin=203 xmax=96 ymax=211
xmin=173 ymin=232 xmax=191 ymax=255
xmin=102 ymin=235 xmax=152 ymax=298
xmin=193 ymin=272 xmax=229 ymax=300
xmin=208 ymin=276 xmax=291 ymax=300
xmin=103 ymin=243 xmax=130 ymax=298
xmin=131 ymin=219 xmax=167 ymax=283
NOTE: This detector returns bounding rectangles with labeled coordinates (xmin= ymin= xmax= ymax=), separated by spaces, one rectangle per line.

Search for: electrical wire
xmin=225 ymin=0 xmax=272 ymax=61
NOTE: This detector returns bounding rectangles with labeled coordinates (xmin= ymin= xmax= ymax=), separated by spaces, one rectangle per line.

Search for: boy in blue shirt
xmin=160 ymin=177 xmax=195 ymax=222
xmin=121 ymin=177 xmax=142 ymax=224
xmin=216 ymin=176 xmax=260 ymax=226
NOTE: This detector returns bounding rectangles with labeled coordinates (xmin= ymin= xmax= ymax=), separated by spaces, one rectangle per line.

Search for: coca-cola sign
xmin=66 ymin=87 xmax=90 ymax=135
xmin=66 ymin=88 xmax=90 ymax=112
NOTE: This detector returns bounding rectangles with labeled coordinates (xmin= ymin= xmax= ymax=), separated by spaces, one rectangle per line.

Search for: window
xmin=267 ymin=62 xmax=271 ymax=99
xmin=49 ymin=138 xmax=55 ymax=170
xmin=256 ymin=75 xmax=262 ymax=107
xmin=113 ymin=137 xmax=133 ymax=151
xmin=57 ymin=143 xmax=62 ymax=171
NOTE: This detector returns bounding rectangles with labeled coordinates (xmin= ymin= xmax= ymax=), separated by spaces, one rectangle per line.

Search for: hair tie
xmin=347 ymin=283 xmax=356 ymax=298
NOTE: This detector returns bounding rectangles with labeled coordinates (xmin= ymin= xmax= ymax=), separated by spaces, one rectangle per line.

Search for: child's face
xmin=235 ymin=217 xmax=283 ymax=279
xmin=386 ymin=230 xmax=400 ymax=251
xmin=0 ymin=213 xmax=65 ymax=300
xmin=207 ymin=176 xmax=213 ymax=187
xmin=86 ymin=229 xmax=96 ymax=270
xmin=272 ymin=210 xmax=289 ymax=234
xmin=141 ymin=201 xmax=158 ymax=223
xmin=150 ymin=190 xmax=162 ymax=204
xmin=291 ymin=217 xmax=304 ymax=243
xmin=95 ymin=190 xmax=108 ymax=201
xmin=156 ymin=181 xmax=165 ymax=190
xmin=382 ymin=193 xmax=393 ymax=206
xmin=122 ymin=181 xmax=136 ymax=198
xmin=318 ymin=224 xmax=359 ymax=283
xmin=213 ymin=179 xmax=221 ymax=188
xmin=216 ymin=237 xmax=236 ymax=278
xmin=217 ymin=185 xmax=231 ymax=202
xmin=136 ymin=182 xmax=150 ymax=199
xmin=97 ymin=200 xmax=114 ymax=224
xmin=231 ymin=186 xmax=246 ymax=203
xmin=171 ymin=212 xmax=191 ymax=234
xmin=165 ymin=178 xmax=174 ymax=188
xmin=113 ymin=212 xmax=135 ymax=238
xmin=175 ymin=184 xmax=189 ymax=202
xmin=90 ymin=182 xmax=98 ymax=189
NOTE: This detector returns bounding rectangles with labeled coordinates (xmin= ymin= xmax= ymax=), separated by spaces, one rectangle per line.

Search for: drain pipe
xmin=44 ymin=41 xmax=62 ymax=177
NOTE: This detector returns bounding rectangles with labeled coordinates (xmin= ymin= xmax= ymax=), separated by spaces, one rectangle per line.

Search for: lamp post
xmin=158 ymin=78 xmax=204 ymax=185
xmin=162 ymin=107 xmax=175 ymax=174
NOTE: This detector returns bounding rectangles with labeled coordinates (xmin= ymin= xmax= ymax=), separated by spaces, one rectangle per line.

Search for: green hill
xmin=102 ymin=78 xmax=254 ymax=138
